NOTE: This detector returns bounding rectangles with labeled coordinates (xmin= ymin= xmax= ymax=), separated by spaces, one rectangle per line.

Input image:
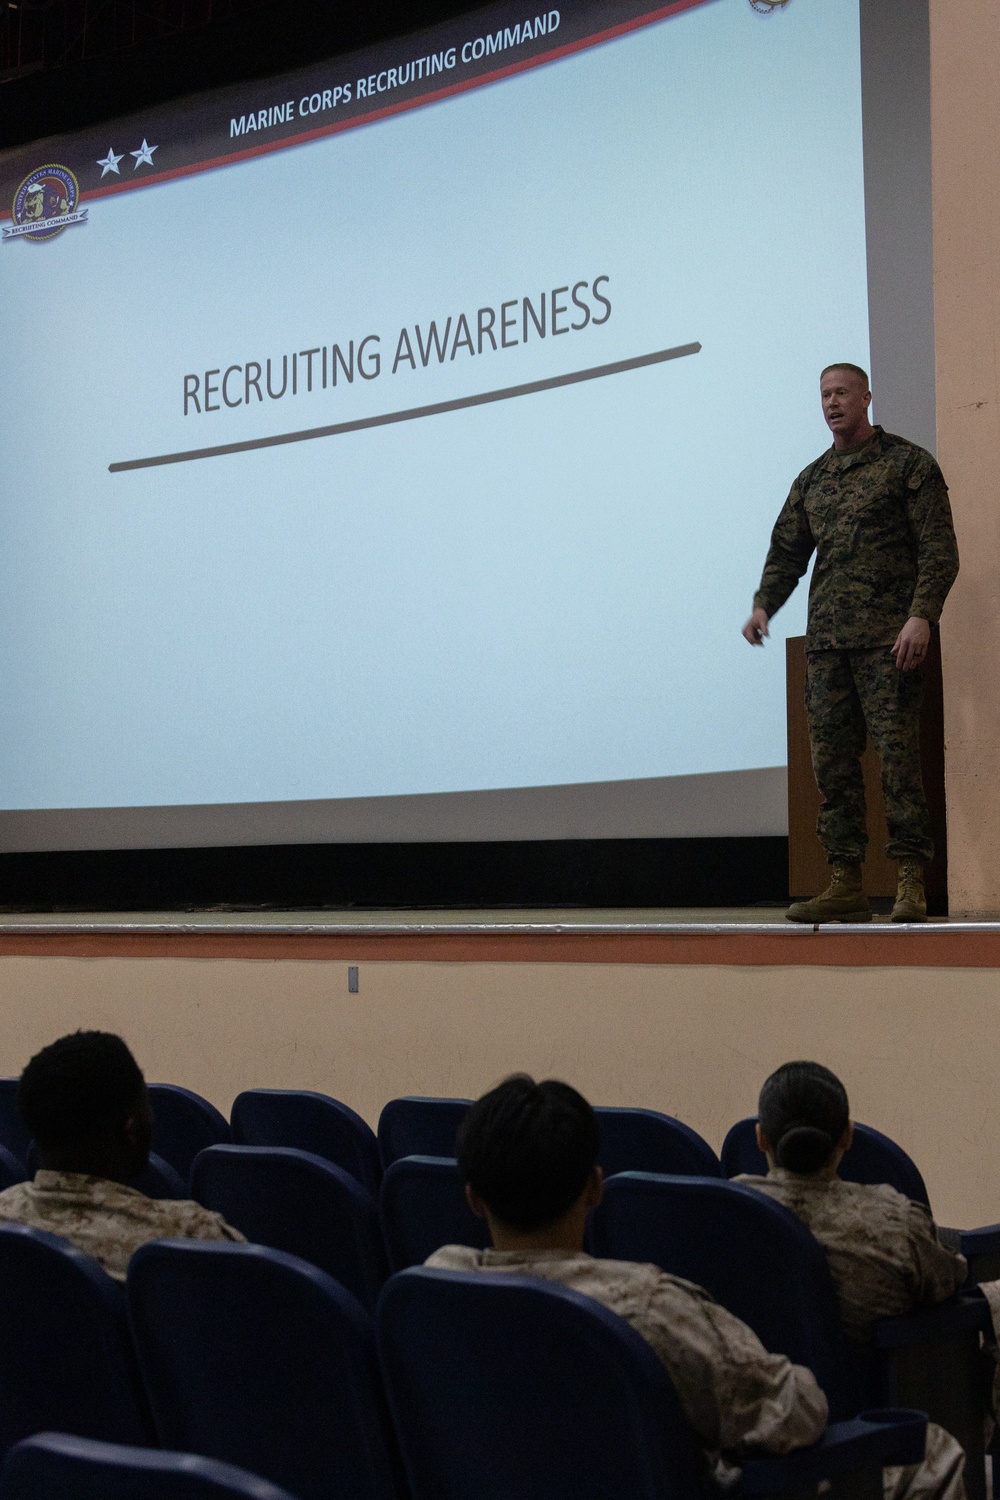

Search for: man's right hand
xmin=742 ymin=607 xmax=770 ymax=646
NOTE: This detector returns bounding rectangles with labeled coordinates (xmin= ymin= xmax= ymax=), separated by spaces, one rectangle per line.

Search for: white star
xmin=130 ymin=139 xmax=158 ymax=169
xmin=96 ymin=147 xmax=124 ymax=178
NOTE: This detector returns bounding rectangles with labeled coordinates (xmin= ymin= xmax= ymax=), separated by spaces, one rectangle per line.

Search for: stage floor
xmin=0 ymin=907 xmax=995 ymax=966
xmin=0 ymin=905 xmax=975 ymax=931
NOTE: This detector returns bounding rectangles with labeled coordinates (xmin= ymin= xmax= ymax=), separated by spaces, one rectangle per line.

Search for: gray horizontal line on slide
xmin=109 ymin=341 xmax=702 ymax=472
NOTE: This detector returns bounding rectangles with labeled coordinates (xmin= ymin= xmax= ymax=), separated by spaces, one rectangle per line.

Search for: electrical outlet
xmin=348 ymin=965 xmax=359 ymax=994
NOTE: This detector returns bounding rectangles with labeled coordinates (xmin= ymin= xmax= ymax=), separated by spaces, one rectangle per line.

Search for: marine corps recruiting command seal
xmin=3 ymin=165 xmax=88 ymax=244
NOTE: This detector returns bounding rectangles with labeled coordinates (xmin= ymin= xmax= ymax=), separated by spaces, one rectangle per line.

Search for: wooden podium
xmin=786 ymin=634 xmax=948 ymax=912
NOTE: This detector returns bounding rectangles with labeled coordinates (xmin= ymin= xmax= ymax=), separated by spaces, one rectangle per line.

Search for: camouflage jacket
xmin=427 ymin=1244 xmax=827 ymax=1463
xmin=753 ymin=427 xmax=959 ymax=649
xmin=735 ymin=1169 xmax=966 ymax=1343
xmin=0 ymin=1170 xmax=245 ymax=1281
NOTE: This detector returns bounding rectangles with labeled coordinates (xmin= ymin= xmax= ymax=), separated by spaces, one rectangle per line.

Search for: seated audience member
xmin=431 ymin=1075 xmax=966 ymax=1500
xmin=0 ymin=1030 xmax=243 ymax=1280
xmin=735 ymin=1060 xmax=966 ymax=1344
xmin=430 ymin=1074 xmax=828 ymax=1487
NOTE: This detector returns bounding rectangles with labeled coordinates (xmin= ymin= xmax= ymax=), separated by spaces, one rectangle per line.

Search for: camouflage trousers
xmin=805 ymin=648 xmax=933 ymax=864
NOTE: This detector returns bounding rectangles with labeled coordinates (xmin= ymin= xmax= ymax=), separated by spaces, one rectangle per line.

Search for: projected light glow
xmin=0 ymin=0 xmax=869 ymax=842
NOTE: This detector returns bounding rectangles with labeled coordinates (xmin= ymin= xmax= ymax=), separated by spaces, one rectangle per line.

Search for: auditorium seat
xmin=720 ymin=1116 xmax=930 ymax=1207
xmin=130 ymin=1153 xmax=187 ymax=1200
xmin=0 ymin=1433 xmax=299 ymax=1500
xmin=376 ymin=1265 xmax=927 ymax=1500
xmin=956 ymin=1221 xmax=1000 ymax=1283
xmin=0 ymin=1082 xmax=31 ymax=1169
xmin=377 ymin=1096 xmax=471 ymax=1170
xmin=592 ymin=1171 xmax=990 ymax=1500
xmin=148 ymin=1084 xmax=231 ymax=1180
xmin=378 ymin=1099 xmax=724 ymax=1179
xmin=191 ymin=1145 xmax=387 ymax=1311
xmin=592 ymin=1173 xmax=863 ymax=1416
xmin=127 ymin=1241 xmax=402 ymax=1500
xmin=594 ymin=1107 xmax=721 ymax=1178
xmin=0 ymin=1224 xmax=153 ymax=1456
xmin=230 ymin=1089 xmax=381 ymax=1195
xmin=0 ymin=1147 xmax=26 ymax=1192
xmin=379 ymin=1155 xmax=490 ymax=1271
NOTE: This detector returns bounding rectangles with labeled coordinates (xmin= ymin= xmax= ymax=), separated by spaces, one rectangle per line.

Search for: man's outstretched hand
xmin=742 ymin=607 xmax=770 ymax=646
xmin=892 ymin=616 xmax=931 ymax=671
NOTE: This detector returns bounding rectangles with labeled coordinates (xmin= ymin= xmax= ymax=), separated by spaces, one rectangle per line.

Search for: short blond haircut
xmin=821 ymin=362 xmax=870 ymax=391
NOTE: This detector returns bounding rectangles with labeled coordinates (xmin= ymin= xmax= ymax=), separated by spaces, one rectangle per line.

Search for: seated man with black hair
xmin=428 ymin=1074 xmax=966 ymax=1500
xmin=427 ymin=1074 xmax=827 ymax=1487
xmin=0 ymin=1030 xmax=243 ymax=1280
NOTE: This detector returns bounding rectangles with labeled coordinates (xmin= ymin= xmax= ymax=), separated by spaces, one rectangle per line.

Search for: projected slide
xmin=0 ymin=0 xmax=869 ymax=840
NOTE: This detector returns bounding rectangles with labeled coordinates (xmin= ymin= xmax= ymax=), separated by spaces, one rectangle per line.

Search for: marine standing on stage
xmin=743 ymin=365 xmax=959 ymax=923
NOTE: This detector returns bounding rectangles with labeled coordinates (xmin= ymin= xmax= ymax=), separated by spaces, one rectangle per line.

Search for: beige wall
xmin=931 ymin=0 xmax=1000 ymax=915
xmin=1 ymin=953 xmax=997 ymax=1229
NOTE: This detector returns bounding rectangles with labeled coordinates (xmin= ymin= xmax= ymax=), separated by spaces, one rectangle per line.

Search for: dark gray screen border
xmin=861 ymin=0 xmax=935 ymax=453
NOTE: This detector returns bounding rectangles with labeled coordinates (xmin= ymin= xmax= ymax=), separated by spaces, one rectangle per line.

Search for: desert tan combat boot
xmin=786 ymin=861 xmax=872 ymax=923
xmin=891 ymin=858 xmax=927 ymax=923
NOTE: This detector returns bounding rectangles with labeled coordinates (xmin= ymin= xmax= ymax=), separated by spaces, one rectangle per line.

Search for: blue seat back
xmin=0 ymin=1433 xmax=299 ymax=1500
xmin=0 ymin=1148 xmax=26 ymax=1192
xmin=148 ymin=1085 xmax=231 ymax=1180
xmin=127 ymin=1240 xmax=400 ymax=1500
xmin=0 ymin=1082 xmax=30 ymax=1169
xmin=379 ymin=1156 xmax=490 ymax=1272
xmin=192 ymin=1145 xmax=387 ymax=1310
xmin=0 ymin=1225 xmax=152 ymax=1455
xmin=720 ymin=1117 xmax=930 ymax=1207
xmin=230 ymin=1090 xmax=381 ymax=1195
xmin=377 ymin=1097 xmax=471 ymax=1170
xmin=594 ymin=1108 xmax=721 ymax=1178
xmin=592 ymin=1173 xmax=871 ymax=1420
xmin=129 ymin=1154 xmax=187 ymax=1201
xmin=377 ymin=1266 xmax=702 ymax=1500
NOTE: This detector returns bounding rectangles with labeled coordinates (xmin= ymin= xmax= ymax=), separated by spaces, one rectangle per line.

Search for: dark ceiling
xmin=2 ymin=0 xmax=264 ymax=82
xmin=0 ymin=0 xmax=479 ymax=147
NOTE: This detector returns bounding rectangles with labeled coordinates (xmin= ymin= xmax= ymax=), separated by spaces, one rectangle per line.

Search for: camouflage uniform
xmin=734 ymin=1169 xmax=966 ymax=1343
xmin=0 ymin=1170 xmax=245 ymax=1281
xmin=429 ymin=1244 xmax=965 ymax=1499
xmin=733 ymin=1173 xmax=970 ymax=1500
xmin=754 ymin=427 xmax=959 ymax=862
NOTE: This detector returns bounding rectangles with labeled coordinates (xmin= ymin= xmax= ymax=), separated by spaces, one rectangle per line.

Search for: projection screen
xmin=0 ymin=0 xmax=934 ymax=850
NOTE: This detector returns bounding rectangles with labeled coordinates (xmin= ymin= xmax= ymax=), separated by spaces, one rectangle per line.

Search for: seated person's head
xmin=457 ymin=1074 xmax=603 ymax=1250
xmin=756 ymin=1060 xmax=852 ymax=1177
xmin=17 ymin=1031 xmax=153 ymax=1183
